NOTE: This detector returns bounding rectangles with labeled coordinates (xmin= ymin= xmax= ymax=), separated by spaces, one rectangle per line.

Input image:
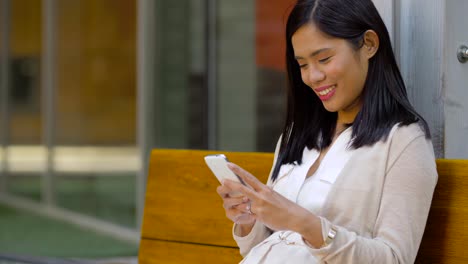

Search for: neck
xmin=337 ymin=111 xmax=357 ymax=126
xmin=336 ymin=110 xmax=359 ymax=136
xmin=337 ymin=99 xmax=362 ymax=128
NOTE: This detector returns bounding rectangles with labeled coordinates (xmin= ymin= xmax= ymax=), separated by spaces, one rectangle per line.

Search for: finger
xmin=227 ymin=163 xmax=265 ymax=192
xmin=237 ymin=201 xmax=253 ymax=214
xmin=216 ymin=185 xmax=229 ymax=198
xmin=216 ymin=184 xmax=234 ymax=198
xmin=232 ymin=211 xmax=256 ymax=224
xmin=223 ymin=179 xmax=258 ymax=200
xmin=226 ymin=206 xmax=247 ymax=220
xmin=224 ymin=197 xmax=246 ymax=209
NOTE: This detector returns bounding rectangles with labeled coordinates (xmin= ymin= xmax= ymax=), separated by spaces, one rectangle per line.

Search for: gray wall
xmin=374 ymin=0 xmax=462 ymax=158
xmin=443 ymin=0 xmax=468 ymax=159
xmin=396 ymin=0 xmax=445 ymax=157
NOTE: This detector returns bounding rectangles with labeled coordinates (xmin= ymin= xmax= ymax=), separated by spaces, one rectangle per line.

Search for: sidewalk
xmin=0 ymin=254 xmax=137 ymax=264
xmin=0 ymin=204 xmax=138 ymax=262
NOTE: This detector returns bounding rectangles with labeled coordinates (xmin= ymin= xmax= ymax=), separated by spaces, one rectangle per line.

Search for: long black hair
xmin=271 ymin=0 xmax=431 ymax=181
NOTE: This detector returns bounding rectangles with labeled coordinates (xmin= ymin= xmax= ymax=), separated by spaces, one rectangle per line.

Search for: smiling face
xmin=292 ymin=23 xmax=376 ymax=123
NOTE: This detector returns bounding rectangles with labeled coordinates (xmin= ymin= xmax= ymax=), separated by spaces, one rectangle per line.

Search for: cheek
xmin=325 ymin=61 xmax=344 ymax=81
xmin=348 ymin=61 xmax=368 ymax=91
xmin=299 ymin=69 xmax=310 ymax=86
xmin=331 ymin=56 xmax=363 ymax=87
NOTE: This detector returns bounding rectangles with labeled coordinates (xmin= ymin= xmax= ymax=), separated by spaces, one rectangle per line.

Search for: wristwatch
xmin=322 ymin=226 xmax=338 ymax=247
xmin=302 ymin=226 xmax=338 ymax=248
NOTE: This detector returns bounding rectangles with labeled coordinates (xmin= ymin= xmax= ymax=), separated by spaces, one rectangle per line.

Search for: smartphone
xmin=204 ymin=154 xmax=246 ymax=186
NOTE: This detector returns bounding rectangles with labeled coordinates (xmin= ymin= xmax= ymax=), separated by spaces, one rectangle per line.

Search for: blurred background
xmin=0 ymin=0 xmax=294 ymax=261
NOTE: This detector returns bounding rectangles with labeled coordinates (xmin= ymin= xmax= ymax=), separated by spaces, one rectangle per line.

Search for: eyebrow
xmin=294 ymin=48 xmax=331 ymax=60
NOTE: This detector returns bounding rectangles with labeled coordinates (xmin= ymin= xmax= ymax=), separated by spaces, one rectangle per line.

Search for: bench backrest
xmin=139 ymin=149 xmax=273 ymax=263
xmin=139 ymin=149 xmax=468 ymax=263
xmin=415 ymin=159 xmax=468 ymax=263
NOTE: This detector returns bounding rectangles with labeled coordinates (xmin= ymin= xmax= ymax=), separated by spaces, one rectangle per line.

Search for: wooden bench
xmin=139 ymin=149 xmax=468 ymax=263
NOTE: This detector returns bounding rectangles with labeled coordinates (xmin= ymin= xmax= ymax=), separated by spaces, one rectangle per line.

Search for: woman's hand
xmin=223 ymin=163 xmax=321 ymax=236
xmin=216 ymin=182 xmax=256 ymax=226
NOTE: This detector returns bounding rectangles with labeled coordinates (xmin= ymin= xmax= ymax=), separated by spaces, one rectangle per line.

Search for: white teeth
xmin=318 ymin=86 xmax=335 ymax=96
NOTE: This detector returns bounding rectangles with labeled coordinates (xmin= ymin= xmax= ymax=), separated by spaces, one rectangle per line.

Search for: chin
xmin=322 ymin=103 xmax=339 ymax=113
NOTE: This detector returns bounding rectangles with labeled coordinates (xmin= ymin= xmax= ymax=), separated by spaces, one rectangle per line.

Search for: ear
xmin=362 ymin=30 xmax=379 ymax=59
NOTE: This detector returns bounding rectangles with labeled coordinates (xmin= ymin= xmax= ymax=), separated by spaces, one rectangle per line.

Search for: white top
xmin=236 ymin=128 xmax=354 ymax=264
xmin=296 ymin=127 xmax=353 ymax=215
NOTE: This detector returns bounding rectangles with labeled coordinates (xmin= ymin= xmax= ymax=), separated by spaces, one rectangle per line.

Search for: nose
xmin=302 ymin=66 xmax=325 ymax=87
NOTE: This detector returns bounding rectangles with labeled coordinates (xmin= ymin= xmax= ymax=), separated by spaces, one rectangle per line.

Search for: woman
xmin=217 ymin=0 xmax=438 ymax=263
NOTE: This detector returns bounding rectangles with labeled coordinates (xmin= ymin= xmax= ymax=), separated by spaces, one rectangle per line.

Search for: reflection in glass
xmin=153 ymin=0 xmax=290 ymax=152
xmin=7 ymin=0 xmax=43 ymax=201
xmin=255 ymin=0 xmax=292 ymax=151
xmin=154 ymin=0 xmax=208 ymax=150
xmin=54 ymin=0 xmax=137 ymax=228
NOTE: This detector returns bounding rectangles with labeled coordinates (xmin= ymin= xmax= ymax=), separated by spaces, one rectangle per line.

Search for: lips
xmin=314 ymin=85 xmax=336 ymax=101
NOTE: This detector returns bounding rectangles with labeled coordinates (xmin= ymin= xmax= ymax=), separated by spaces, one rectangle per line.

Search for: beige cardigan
xmin=234 ymin=123 xmax=438 ymax=263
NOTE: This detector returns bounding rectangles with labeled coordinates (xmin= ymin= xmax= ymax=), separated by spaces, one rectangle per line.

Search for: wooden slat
xmin=415 ymin=159 xmax=468 ymax=263
xmin=140 ymin=149 xmax=273 ymax=248
xmin=139 ymin=239 xmax=242 ymax=264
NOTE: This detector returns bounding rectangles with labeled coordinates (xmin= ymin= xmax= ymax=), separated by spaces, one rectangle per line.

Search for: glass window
xmin=154 ymin=0 xmax=293 ymax=152
xmin=6 ymin=0 xmax=43 ymax=201
xmin=54 ymin=0 xmax=137 ymax=228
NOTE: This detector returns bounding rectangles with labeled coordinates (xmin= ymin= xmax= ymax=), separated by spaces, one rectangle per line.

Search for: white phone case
xmin=204 ymin=154 xmax=243 ymax=184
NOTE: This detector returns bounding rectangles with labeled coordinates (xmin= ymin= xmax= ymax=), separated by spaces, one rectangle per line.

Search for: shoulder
xmin=388 ymin=122 xmax=430 ymax=154
xmin=390 ymin=122 xmax=426 ymax=142
xmin=386 ymin=122 xmax=435 ymax=172
xmin=357 ymin=123 xmax=428 ymax=156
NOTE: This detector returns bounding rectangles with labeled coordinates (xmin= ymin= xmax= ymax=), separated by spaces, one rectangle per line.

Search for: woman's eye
xmin=299 ymin=64 xmax=307 ymax=68
xmin=319 ymin=56 xmax=331 ymax=63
